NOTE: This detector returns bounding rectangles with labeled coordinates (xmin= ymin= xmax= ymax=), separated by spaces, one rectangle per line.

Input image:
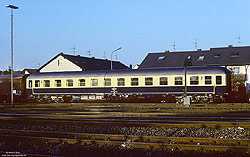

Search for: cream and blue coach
xmin=26 ymin=66 xmax=231 ymax=102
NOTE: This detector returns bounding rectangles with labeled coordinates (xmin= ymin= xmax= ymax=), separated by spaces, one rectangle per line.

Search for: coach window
xmin=160 ymin=77 xmax=168 ymax=85
xmin=190 ymin=76 xmax=199 ymax=85
xmin=55 ymin=80 xmax=61 ymax=87
xmin=35 ymin=80 xmax=40 ymax=87
xmin=44 ymin=80 xmax=50 ymax=87
xmin=105 ymin=78 xmax=111 ymax=86
xmin=145 ymin=77 xmax=153 ymax=86
xmin=67 ymin=79 xmax=73 ymax=87
xmin=175 ymin=77 xmax=183 ymax=85
xmin=131 ymin=78 xmax=139 ymax=86
xmin=91 ymin=79 xmax=98 ymax=86
xmin=79 ymin=79 xmax=85 ymax=86
xmin=216 ymin=76 xmax=222 ymax=85
xmin=205 ymin=76 xmax=212 ymax=85
xmin=29 ymin=80 xmax=32 ymax=88
xmin=117 ymin=78 xmax=125 ymax=86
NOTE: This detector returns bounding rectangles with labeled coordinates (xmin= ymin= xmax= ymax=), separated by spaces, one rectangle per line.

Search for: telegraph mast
xmin=237 ymin=34 xmax=241 ymax=46
xmin=194 ymin=38 xmax=198 ymax=50
xmin=103 ymin=51 xmax=106 ymax=59
xmin=71 ymin=45 xmax=76 ymax=55
xmin=170 ymin=42 xmax=176 ymax=52
xmin=87 ymin=49 xmax=91 ymax=57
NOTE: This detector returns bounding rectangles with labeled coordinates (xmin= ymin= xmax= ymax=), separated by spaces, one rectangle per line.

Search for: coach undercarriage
xmin=29 ymin=92 xmax=225 ymax=104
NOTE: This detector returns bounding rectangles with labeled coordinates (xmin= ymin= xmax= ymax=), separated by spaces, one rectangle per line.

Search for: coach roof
xmin=28 ymin=67 xmax=228 ymax=79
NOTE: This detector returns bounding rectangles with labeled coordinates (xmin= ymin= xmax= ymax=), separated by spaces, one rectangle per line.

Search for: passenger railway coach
xmin=26 ymin=67 xmax=231 ymax=103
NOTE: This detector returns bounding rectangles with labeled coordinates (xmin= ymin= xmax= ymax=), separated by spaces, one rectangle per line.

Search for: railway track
xmin=1 ymin=114 xmax=250 ymax=129
xmin=0 ymin=129 xmax=250 ymax=152
xmin=0 ymin=103 xmax=250 ymax=156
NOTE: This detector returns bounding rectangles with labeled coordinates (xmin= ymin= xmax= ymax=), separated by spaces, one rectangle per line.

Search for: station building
xmin=139 ymin=45 xmax=250 ymax=93
xmin=38 ymin=53 xmax=128 ymax=73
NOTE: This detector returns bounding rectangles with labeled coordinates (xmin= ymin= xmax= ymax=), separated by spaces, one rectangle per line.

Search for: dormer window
xmin=214 ymin=53 xmax=220 ymax=57
xmin=157 ymin=56 xmax=165 ymax=60
xmin=231 ymin=52 xmax=238 ymax=57
xmin=197 ymin=56 xmax=205 ymax=61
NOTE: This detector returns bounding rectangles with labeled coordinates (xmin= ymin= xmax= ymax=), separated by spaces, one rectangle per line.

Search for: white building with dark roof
xmin=38 ymin=53 xmax=128 ymax=73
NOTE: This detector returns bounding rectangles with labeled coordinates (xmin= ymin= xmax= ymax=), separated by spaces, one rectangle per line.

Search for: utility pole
xmin=111 ymin=47 xmax=122 ymax=70
xmin=183 ymin=57 xmax=192 ymax=106
xmin=5 ymin=4 xmax=19 ymax=108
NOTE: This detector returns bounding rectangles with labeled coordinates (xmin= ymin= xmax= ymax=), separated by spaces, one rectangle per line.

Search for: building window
xmin=214 ymin=53 xmax=220 ymax=57
xmin=175 ymin=77 xmax=183 ymax=85
xmin=205 ymin=76 xmax=212 ymax=85
xmin=131 ymin=78 xmax=139 ymax=86
xmin=157 ymin=56 xmax=165 ymax=60
xmin=216 ymin=76 xmax=222 ymax=85
xmin=197 ymin=56 xmax=205 ymax=61
xmin=145 ymin=77 xmax=153 ymax=85
xmin=160 ymin=77 xmax=168 ymax=85
xmin=117 ymin=78 xmax=125 ymax=86
xmin=233 ymin=67 xmax=240 ymax=74
xmin=231 ymin=52 xmax=238 ymax=57
xmin=91 ymin=79 xmax=98 ymax=86
xmin=58 ymin=59 xmax=62 ymax=66
xmin=29 ymin=80 xmax=32 ymax=88
xmin=35 ymin=80 xmax=40 ymax=87
xmin=105 ymin=78 xmax=111 ymax=86
xmin=55 ymin=80 xmax=61 ymax=87
xmin=190 ymin=76 xmax=199 ymax=85
xmin=67 ymin=79 xmax=73 ymax=87
xmin=78 ymin=79 xmax=85 ymax=86
xmin=44 ymin=80 xmax=50 ymax=87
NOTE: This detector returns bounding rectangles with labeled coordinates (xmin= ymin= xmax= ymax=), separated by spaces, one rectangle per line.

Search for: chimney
xmin=129 ymin=64 xmax=132 ymax=69
xmin=228 ymin=45 xmax=233 ymax=47
xmin=197 ymin=49 xmax=202 ymax=51
xmin=165 ymin=50 xmax=169 ymax=53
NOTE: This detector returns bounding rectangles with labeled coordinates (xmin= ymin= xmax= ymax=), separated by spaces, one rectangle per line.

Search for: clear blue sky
xmin=1 ymin=0 xmax=250 ymax=70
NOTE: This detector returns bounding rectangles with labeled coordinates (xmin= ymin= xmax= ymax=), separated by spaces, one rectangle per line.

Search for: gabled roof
xmin=38 ymin=53 xmax=128 ymax=71
xmin=139 ymin=45 xmax=250 ymax=69
xmin=21 ymin=69 xmax=37 ymax=74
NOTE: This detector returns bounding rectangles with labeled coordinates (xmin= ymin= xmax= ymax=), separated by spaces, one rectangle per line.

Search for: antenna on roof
xmin=103 ymin=51 xmax=106 ymax=59
xmin=71 ymin=45 xmax=76 ymax=55
xmin=237 ymin=34 xmax=241 ymax=46
xmin=193 ymin=38 xmax=198 ymax=50
xmin=170 ymin=42 xmax=176 ymax=52
xmin=87 ymin=49 xmax=91 ymax=57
